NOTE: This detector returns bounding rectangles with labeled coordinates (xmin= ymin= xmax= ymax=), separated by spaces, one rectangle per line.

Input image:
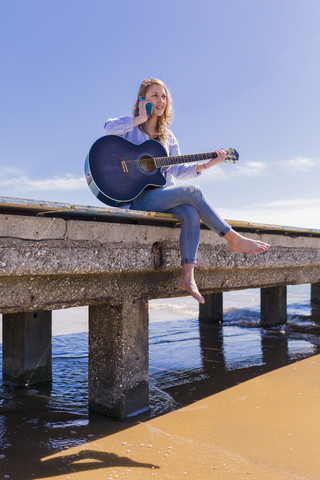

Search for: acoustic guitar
xmin=85 ymin=135 xmax=239 ymax=207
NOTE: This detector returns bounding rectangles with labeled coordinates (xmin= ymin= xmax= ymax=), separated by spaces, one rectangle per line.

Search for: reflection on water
xmin=0 ymin=285 xmax=319 ymax=478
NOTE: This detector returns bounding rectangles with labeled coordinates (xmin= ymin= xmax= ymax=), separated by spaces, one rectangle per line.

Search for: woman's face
xmin=145 ymin=84 xmax=167 ymax=116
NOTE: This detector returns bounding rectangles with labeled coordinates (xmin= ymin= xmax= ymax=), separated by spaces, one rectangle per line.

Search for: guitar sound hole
xmin=139 ymin=155 xmax=156 ymax=173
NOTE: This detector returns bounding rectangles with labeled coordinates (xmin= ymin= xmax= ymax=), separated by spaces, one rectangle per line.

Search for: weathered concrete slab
xmin=0 ymin=214 xmax=320 ymax=313
xmin=0 ymin=214 xmax=66 ymax=240
xmin=2 ymin=195 xmax=320 ymax=234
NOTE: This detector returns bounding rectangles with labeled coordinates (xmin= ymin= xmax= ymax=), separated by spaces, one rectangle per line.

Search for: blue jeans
xmin=130 ymin=184 xmax=231 ymax=265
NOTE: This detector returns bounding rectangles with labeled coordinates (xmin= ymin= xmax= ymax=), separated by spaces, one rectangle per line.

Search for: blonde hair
xmin=133 ymin=78 xmax=173 ymax=142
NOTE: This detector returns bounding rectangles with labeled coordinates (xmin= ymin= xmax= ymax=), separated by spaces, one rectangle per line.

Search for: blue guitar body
xmin=85 ymin=135 xmax=167 ymax=207
xmin=85 ymin=135 xmax=239 ymax=207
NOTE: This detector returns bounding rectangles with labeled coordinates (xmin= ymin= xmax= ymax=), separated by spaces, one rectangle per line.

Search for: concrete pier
xmin=260 ymin=286 xmax=287 ymax=327
xmin=199 ymin=293 xmax=223 ymax=323
xmin=0 ymin=197 xmax=320 ymax=417
xmin=311 ymin=282 xmax=320 ymax=304
xmin=89 ymin=301 xmax=149 ymax=418
xmin=2 ymin=310 xmax=52 ymax=386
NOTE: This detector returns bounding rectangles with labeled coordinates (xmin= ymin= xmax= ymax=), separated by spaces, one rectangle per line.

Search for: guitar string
xmin=112 ymin=152 xmax=237 ymax=166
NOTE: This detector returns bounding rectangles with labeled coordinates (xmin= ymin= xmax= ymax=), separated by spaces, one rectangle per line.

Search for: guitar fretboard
xmin=154 ymin=151 xmax=218 ymax=167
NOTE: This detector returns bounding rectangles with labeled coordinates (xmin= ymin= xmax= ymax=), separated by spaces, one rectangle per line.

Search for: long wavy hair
xmin=132 ymin=78 xmax=173 ymax=143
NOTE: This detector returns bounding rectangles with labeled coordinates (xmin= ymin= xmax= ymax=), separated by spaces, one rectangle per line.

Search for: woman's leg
xmin=167 ymin=205 xmax=200 ymax=265
xmin=132 ymin=184 xmax=270 ymax=254
xmin=132 ymin=191 xmax=206 ymax=301
xmin=167 ymin=205 xmax=204 ymax=303
xmin=130 ymin=184 xmax=270 ymax=302
xmin=131 ymin=184 xmax=230 ymax=236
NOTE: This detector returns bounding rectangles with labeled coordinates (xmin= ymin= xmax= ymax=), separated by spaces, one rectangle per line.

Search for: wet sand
xmin=3 ymin=354 xmax=319 ymax=479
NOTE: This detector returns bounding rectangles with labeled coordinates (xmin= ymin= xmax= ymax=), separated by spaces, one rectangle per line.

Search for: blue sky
xmin=1 ymin=0 xmax=319 ymax=228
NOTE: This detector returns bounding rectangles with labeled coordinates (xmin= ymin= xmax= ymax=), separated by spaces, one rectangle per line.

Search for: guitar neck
xmin=154 ymin=151 xmax=217 ymax=168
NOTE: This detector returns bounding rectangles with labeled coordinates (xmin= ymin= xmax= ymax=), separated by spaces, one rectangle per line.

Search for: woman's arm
xmin=104 ymin=116 xmax=134 ymax=136
xmin=104 ymin=100 xmax=149 ymax=135
xmin=165 ymin=134 xmax=226 ymax=180
xmin=196 ymin=149 xmax=226 ymax=173
xmin=132 ymin=98 xmax=149 ymax=127
xmin=164 ymin=134 xmax=201 ymax=180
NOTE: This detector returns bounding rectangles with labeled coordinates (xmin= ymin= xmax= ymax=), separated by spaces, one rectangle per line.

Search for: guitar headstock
xmin=224 ymin=148 xmax=239 ymax=164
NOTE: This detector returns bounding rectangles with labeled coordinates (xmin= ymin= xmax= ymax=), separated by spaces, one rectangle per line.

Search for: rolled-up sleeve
xmin=104 ymin=116 xmax=134 ymax=136
xmin=167 ymin=163 xmax=201 ymax=180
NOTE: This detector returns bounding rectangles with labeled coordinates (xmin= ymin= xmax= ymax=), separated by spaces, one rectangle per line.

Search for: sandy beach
xmin=1 ymin=353 xmax=319 ymax=480
xmin=1 ymin=289 xmax=319 ymax=479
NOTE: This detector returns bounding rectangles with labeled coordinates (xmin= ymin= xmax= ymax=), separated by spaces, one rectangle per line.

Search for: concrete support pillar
xmin=311 ymin=283 xmax=320 ymax=305
xmin=89 ymin=299 xmax=149 ymax=418
xmin=2 ymin=311 xmax=52 ymax=386
xmin=260 ymin=286 xmax=287 ymax=327
xmin=199 ymin=293 xmax=223 ymax=323
xmin=261 ymin=331 xmax=288 ymax=367
xmin=199 ymin=323 xmax=225 ymax=373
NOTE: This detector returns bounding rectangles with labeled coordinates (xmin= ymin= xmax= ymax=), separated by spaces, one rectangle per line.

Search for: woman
xmin=104 ymin=78 xmax=270 ymax=303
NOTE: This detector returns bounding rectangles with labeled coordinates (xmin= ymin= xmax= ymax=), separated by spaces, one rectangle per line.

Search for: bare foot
xmin=177 ymin=263 xmax=205 ymax=303
xmin=177 ymin=276 xmax=205 ymax=304
xmin=224 ymin=229 xmax=270 ymax=254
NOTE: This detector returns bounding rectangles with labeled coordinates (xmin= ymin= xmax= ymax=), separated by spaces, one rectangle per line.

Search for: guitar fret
xmin=155 ymin=151 xmax=221 ymax=167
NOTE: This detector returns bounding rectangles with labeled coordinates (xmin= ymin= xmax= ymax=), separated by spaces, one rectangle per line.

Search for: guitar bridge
xmin=118 ymin=155 xmax=129 ymax=179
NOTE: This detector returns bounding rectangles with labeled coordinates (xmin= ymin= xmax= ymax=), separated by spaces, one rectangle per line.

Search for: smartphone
xmin=139 ymin=96 xmax=153 ymax=115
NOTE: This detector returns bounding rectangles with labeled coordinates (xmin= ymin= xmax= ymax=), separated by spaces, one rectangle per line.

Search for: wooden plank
xmin=0 ymin=195 xmax=177 ymax=223
xmin=1 ymin=196 xmax=319 ymax=235
xmin=228 ymin=219 xmax=320 ymax=235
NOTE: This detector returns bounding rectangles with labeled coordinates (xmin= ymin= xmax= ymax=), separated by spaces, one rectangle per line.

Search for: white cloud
xmin=256 ymin=198 xmax=320 ymax=209
xmin=220 ymin=207 xmax=320 ymax=230
xmin=0 ymin=166 xmax=25 ymax=177
xmin=0 ymin=170 xmax=86 ymax=192
xmin=219 ymin=197 xmax=320 ymax=229
xmin=196 ymin=160 xmax=267 ymax=184
xmin=280 ymin=156 xmax=317 ymax=172
xmin=235 ymin=161 xmax=267 ymax=177
xmin=197 ymin=156 xmax=318 ymax=186
xmin=202 ymin=164 xmax=228 ymax=181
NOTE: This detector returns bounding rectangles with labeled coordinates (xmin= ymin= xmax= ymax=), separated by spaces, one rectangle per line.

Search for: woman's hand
xmin=196 ymin=149 xmax=226 ymax=173
xmin=133 ymin=99 xmax=149 ymax=127
xmin=207 ymin=149 xmax=226 ymax=167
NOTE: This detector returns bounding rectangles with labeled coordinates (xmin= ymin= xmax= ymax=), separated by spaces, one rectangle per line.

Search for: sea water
xmin=0 ymin=284 xmax=319 ymax=458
